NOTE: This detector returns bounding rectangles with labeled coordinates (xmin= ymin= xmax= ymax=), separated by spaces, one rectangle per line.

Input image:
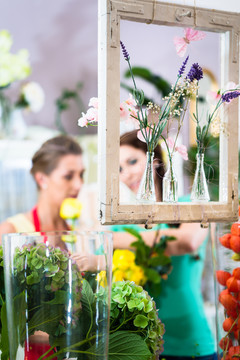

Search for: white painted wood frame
xmin=98 ymin=0 xmax=240 ymax=225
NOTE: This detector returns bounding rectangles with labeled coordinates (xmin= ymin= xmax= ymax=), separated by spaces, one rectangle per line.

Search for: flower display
xmin=0 ymin=29 xmax=44 ymax=138
xmin=0 ymin=244 xmax=165 ymax=360
xmin=112 ymin=228 xmax=175 ymax=296
xmin=78 ymin=95 xmax=137 ymax=128
xmin=189 ymin=65 xmax=240 ymax=155
xmin=0 ymin=29 xmax=31 ymax=87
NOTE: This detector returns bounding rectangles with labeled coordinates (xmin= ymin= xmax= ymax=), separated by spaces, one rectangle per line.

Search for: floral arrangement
xmin=0 ymin=243 xmax=165 ymax=360
xmin=112 ymin=227 xmax=175 ymax=296
xmin=0 ymin=29 xmax=45 ymax=136
xmin=187 ymin=66 xmax=240 ymax=156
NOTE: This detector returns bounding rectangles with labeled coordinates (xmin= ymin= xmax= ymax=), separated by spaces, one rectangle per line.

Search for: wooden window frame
xmin=98 ymin=0 xmax=240 ymax=225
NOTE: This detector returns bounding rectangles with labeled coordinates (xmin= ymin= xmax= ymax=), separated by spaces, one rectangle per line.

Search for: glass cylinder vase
xmin=191 ymin=152 xmax=210 ymax=202
xmin=137 ymin=151 xmax=156 ymax=203
xmin=212 ymin=219 xmax=240 ymax=359
xmin=162 ymin=154 xmax=178 ymax=203
xmin=2 ymin=231 xmax=113 ymax=360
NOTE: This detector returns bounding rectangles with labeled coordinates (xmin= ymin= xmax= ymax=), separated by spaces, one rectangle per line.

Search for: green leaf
xmin=44 ymin=290 xmax=69 ymax=305
xmin=124 ymin=227 xmax=143 ymax=242
xmin=133 ymin=314 xmax=149 ymax=328
xmin=0 ymin=302 xmax=9 ymax=360
xmin=28 ymin=304 xmax=63 ymax=335
xmin=144 ymin=268 xmax=161 ymax=284
xmin=196 ymin=125 xmax=202 ymax=141
xmin=148 ymin=254 xmax=171 ymax=267
xmin=27 ymin=271 xmax=40 ymax=285
xmin=108 ymin=331 xmax=151 ymax=360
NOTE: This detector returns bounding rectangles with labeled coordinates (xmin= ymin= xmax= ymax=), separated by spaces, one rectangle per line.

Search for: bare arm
xmin=113 ymin=222 xmax=208 ymax=256
xmin=0 ymin=221 xmax=16 ymax=245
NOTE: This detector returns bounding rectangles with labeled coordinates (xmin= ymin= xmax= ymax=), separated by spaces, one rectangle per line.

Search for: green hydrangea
xmin=110 ymin=280 xmax=165 ymax=359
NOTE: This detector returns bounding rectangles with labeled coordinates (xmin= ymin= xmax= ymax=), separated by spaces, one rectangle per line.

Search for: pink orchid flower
xmin=88 ymin=97 xmax=98 ymax=108
xmin=176 ymin=144 xmax=188 ymax=161
xmin=166 ymin=137 xmax=188 ymax=160
xmin=86 ymin=107 xmax=98 ymax=122
xmin=78 ymin=113 xmax=89 ymax=127
xmin=137 ymin=128 xmax=153 ymax=143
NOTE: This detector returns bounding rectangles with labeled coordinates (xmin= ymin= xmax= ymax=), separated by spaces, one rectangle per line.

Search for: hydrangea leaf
xmin=133 ymin=314 xmax=149 ymax=328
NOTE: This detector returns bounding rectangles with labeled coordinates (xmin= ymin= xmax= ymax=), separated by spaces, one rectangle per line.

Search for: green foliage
xmin=0 ymin=244 xmax=165 ymax=360
xmin=123 ymin=227 xmax=174 ymax=292
xmin=121 ymin=66 xmax=171 ymax=106
xmin=55 ymin=81 xmax=85 ymax=133
xmin=109 ymin=281 xmax=165 ymax=359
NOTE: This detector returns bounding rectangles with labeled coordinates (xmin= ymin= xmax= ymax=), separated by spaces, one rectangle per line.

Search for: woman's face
xmin=41 ymin=154 xmax=85 ymax=205
xmin=119 ymin=145 xmax=147 ymax=194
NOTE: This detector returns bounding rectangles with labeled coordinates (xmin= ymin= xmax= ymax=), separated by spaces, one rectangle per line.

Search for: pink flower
xmin=120 ymin=102 xmax=130 ymax=122
xmin=78 ymin=114 xmax=89 ymax=127
xmin=137 ymin=127 xmax=153 ymax=143
xmin=88 ymin=97 xmax=98 ymax=108
xmin=176 ymin=144 xmax=188 ymax=160
xmin=166 ymin=137 xmax=175 ymax=150
xmin=86 ymin=107 xmax=98 ymax=122
xmin=165 ymin=137 xmax=188 ymax=160
xmin=125 ymin=94 xmax=137 ymax=107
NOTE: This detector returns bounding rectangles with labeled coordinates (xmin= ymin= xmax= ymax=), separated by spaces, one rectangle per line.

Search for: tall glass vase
xmin=191 ymin=152 xmax=210 ymax=202
xmin=0 ymin=90 xmax=11 ymax=138
xmin=162 ymin=153 xmax=178 ymax=202
xmin=137 ymin=151 xmax=156 ymax=203
xmin=2 ymin=231 xmax=113 ymax=360
xmin=212 ymin=219 xmax=240 ymax=359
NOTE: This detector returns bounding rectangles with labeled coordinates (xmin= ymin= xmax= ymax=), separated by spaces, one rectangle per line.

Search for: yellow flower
xmin=96 ymin=270 xmax=107 ymax=287
xmin=112 ymin=249 xmax=135 ymax=271
xmin=126 ymin=264 xmax=147 ymax=285
xmin=112 ymin=269 xmax=125 ymax=282
xmin=60 ymin=198 xmax=83 ymax=220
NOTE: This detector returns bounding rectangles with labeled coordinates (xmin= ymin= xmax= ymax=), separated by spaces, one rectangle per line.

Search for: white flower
xmin=21 ymin=81 xmax=45 ymax=112
xmin=0 ymin=30 xmax=12 ymax=54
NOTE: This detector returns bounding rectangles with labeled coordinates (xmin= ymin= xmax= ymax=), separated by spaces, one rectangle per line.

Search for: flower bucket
xmin=1 ymin=231 xmax=112 ymax=360
xmin=212 ymin=220 xmax=240 ymax=359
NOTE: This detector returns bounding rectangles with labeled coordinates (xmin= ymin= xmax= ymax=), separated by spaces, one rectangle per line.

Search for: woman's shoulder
xmin=5 ymin=212 xmax=35 ymax=233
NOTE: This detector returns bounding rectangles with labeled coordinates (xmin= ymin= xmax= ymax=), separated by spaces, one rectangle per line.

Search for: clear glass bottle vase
xmin=2 ymin=231 xmax=113 ymax=360
xmin=191 ymin=152 xmax=210 ymax=202
xmin=162 ymin=154 xmax=178 ymax=202
xmin=137 ymin=151 xmax=156 ymax=203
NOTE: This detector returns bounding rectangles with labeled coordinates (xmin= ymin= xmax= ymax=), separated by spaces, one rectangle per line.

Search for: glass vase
xmin=2 ymin=231 xmax=113 ymax=360
xmin=137 ymin=151 xmax=156 ymax=203
xmin=162 ymin=154 xmax=178 ymax=202
xmin=212 ymin=219 xmax=240 ymax=359
xmin=191 ymin=152 xmax=210 ymax=202
xmin=0 ymin=90 xmax=11 ymax=138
